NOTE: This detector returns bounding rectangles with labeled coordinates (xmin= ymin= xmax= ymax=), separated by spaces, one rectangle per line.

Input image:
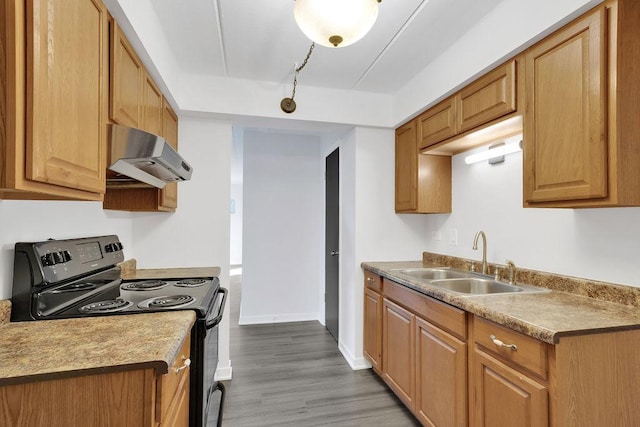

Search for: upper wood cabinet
xmin=110 ymin=20 xmax=143 ymax=128
xmin=417 ymin=97 xmax=457 ymax=150
xmin=458 ymin=60 xmax=517 ymax=133
xmin=418 ymin=59 xmax=519 ymax=152
xmin=523 ymin=0 xmax=640 ymax=207
xmin=1 ymin=0 xmax=108 ymax=200
xmin=104 ymin=23 xmax=180 ymax=212
xmin=395 ymin=120 xmax=452 ymax=214
xmin=142 ymin=72 xmax=163 ymax=136
xmin=159 ymin=99 xmax=178 ymax=211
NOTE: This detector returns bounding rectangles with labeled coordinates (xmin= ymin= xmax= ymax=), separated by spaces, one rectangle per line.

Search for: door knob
xmin=330 ymin=251 xmax=339 ymax=256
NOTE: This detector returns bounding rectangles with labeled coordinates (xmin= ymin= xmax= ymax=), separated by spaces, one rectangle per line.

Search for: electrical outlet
xmin=432 ymin=231 xmax=442 ymax=241
xmin=449 ymin=229 xmax=458 ymax=245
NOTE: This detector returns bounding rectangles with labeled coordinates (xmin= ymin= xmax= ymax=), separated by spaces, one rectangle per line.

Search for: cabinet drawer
xmin=383 ymin=279 xmax=466 ymax=340
xmin=157 ymin=334 xmax=191 ymax=423
xmin=473 ymin=316 xmax=548 ymax=380
xmin=364 ymin=270 xmax=382 ymax=293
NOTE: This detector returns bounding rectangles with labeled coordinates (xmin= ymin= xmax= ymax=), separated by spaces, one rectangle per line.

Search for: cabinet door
xmin=142 ymin=73 xmax=163 ymax=136
xmin=363 ymin=287 xmax=382 ymax=372
xmin=415 ymin=317 xmax=467 ymax=427
xmin=417 ymin=97 xmax=457 ymax=150
xmin=523 ymin=8 xmax=607 ymax=203
xmin=159 ymin=100 xmax=178 ymax=210
xmin=110 ymin=21 xmax=143 ymax=128
xmin=27 ymin=0 xmax=108 ymax=194
xmin=472 ymin=348 xmax=548 ymax=427
xmin=395 ymin=120 xmax=418 ymax=212
xmin=458 ymin=60 xmax=517 ymax=133
xmin=382 ymin=298 xmax=415 ymax=409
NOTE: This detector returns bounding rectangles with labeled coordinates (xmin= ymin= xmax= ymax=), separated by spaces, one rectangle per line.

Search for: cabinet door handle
xmin=490 ymin=335 xmax=518 ymax=351
xmin=174 ymin=357 xmax=191 ymax=374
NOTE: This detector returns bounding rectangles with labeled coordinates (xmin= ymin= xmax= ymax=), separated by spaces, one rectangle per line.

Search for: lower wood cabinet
xmin=0 ymin=335 xmax=191 ymax=427
xmin=363 ymin=286 xmax=383 ymax=372
xmin=415 ymin=317 xmax=467 ymax=427
xmin=364 ymin=272 xmax=467 ymax=425
xmin=471 ymin=348 xmax=548 ymax=427
xmin=382 ymin=298 xmax=416 ymax=409
xmin=363 ymin=269 xmax=640 ymax=426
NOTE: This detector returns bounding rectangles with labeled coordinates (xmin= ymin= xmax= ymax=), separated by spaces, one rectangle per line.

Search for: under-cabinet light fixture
xmin=464 ymin=135 xmax=523 ymax=165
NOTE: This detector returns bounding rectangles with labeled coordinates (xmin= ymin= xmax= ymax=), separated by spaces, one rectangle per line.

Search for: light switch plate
xmin=449 ymin=229 xmax=458 ymax=245
xmin=432 ymin=231 xmax=442 ymax=241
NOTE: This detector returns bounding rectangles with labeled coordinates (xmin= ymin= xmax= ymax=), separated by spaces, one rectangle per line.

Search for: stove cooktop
xmin=44 ymin=276 xmax=219 ymax=320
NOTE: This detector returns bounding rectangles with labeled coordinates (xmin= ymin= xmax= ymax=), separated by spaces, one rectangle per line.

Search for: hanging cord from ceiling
xmin=280 ymin=42 xmax=315 ymax=114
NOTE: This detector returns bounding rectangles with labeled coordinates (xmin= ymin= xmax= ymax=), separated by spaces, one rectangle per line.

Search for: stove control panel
xmin=15 ymin=235 xmax=125 ymax=286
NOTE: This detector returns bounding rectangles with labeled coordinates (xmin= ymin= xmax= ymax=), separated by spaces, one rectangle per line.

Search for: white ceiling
xmin=149 ymin=0 xmax=505 ymax=94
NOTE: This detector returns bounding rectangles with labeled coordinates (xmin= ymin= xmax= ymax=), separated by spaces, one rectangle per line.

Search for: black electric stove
xmin=10 ymin=235 xmax=226 ymax=427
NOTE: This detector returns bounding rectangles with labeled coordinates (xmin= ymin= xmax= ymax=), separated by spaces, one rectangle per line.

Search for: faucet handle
xmin=470 ymin=261 xmax=476 ymax=272
xmin=493 ymin=265 xmax=501 ymax=280
xmin=506 ymin=259 xmax=517 ymax=284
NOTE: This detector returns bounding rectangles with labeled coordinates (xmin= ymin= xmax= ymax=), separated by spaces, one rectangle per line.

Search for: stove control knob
xmin=53 ymin=252 xmax=65 ymax=264
xmin=62 ymin=251 xmax=72 ymax=262
xmin=41 ymin=253 xmax=55 ymax=266
xmin=116 ymin=242 xmax=124 ymax=251
xmin=105 ymin=243 xmax=115 ymax=253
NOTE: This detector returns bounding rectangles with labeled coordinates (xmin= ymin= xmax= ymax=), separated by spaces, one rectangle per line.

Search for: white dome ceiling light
xmin=281 ymin=0 xmax=382 ymax=114
xmin=294 ymin=0 xmax=382 ymax=48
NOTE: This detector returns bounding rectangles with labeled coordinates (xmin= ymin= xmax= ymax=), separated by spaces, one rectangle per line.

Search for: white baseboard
xmin=238 ymin=312 xmax=318 ymax=325
xmin=215 ymin=361 xmax=232 ymax=381
xmin=338 ymin=340 xmax=372 ymax=371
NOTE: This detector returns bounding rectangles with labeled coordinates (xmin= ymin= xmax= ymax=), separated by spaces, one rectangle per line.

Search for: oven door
xmin=202 ymin=287 xmax=227 ymax=427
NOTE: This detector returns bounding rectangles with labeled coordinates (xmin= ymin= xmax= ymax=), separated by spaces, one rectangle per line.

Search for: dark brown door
xmin=325 ymin=148 xmax=339 ymax=342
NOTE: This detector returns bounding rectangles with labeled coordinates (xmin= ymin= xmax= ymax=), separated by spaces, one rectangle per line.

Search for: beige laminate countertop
xmin=363 ymin=260 xmax=640 ymax=344
xmin=0 ymin=265 xmax=219 ymax=386
xmin=0 ymin=308 xmax=195 ymax=386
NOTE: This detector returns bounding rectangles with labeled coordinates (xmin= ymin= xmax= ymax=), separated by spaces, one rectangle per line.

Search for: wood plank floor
xmin=220 ymin=273 xmax=420 ymax=426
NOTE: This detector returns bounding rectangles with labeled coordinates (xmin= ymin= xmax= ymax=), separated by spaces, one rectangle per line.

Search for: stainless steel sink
xmin=391 ymin=268 xmax=470 ymax=281
xmin=389 ymin=267 xmax=549 ymax=296
xmin=430 ymin=278 xmax=524 ymax=295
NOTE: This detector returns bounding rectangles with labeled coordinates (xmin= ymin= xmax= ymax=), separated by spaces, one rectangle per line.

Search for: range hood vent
xmin=107 ymin=125 xmax=193 ymax=189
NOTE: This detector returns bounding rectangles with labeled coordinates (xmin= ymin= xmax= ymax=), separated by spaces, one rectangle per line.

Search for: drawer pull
xmin=174 ymin=357 xmax=191 ymax=374
xmin=366 ymin=277 xmax=374 ymax=282
xmin=490 ymin=335 xmax=518 ymax=351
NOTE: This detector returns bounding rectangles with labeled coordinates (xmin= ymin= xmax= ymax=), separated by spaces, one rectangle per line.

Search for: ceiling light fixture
xmin=464 ymin=136 xmax=523 ymax=165
xmin=294 ymin=0 xmax=382 ymax=48
xmin=280 ymin=42 xmax=315 ymax=114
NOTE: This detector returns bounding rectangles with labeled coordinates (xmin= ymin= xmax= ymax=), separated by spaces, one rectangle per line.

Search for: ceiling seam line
xmin=353 ymin=0 xmax=432 ymax=90
xmin=213 ymin=0 xmax=229 ymax=76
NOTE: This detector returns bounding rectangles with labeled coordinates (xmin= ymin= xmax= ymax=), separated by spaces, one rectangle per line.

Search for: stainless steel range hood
xmin=107 ymin=124 xmax=193 ymax=189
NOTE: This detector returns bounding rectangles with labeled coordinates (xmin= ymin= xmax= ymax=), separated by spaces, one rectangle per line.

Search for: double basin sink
xmin=390 ymin=267 xmax=549 ymax=297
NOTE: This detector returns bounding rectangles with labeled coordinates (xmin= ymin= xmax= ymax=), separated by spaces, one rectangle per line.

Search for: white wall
xmin=131 ymin=116 xmax=233 ymax=379
xmin=240 ymin=130 xmax=323 ymax=324
xmin=420 ymin=147 xmax=640 ymax=288
xmin=330 ymin=127 xmax=435 ymax=369
xmin=229 ymin=183 xmax=243 ymax=266
xmin=0 ymin=201 xmax=133 ymax=299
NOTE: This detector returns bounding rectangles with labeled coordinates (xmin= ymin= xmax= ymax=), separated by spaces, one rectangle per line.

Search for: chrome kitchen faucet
xmin=472 ymin=231 xmax=488 ymax=274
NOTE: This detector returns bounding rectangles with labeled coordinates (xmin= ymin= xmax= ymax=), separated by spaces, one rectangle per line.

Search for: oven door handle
xmin=206 ymin=287 xmax=228 ymax=330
